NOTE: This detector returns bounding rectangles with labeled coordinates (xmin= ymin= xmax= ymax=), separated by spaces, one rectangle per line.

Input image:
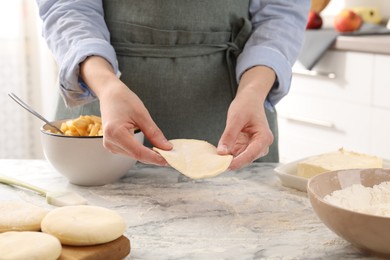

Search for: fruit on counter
xmin=306 ymin=11 xmax=323 ymax=29
xmin=351 ymin=7 xmax=382 ymax=24
xmin=334 ymin=9 xmax=363 ymax=33
xmin=297 ymin=148 xmax=383 ymax=178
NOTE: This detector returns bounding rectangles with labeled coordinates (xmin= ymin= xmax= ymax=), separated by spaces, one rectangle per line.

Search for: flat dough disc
xmin=41 ymin=205 xmax=126 ymax=246
xmin=153 ymin=139 xmax=233 ymax=179
xmin=0 ymin=201 xmax=48 ymax=232
xmin=0 ymin=231 xmax=62 ymax=260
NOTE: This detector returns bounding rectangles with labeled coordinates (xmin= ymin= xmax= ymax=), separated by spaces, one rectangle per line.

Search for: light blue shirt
xmin=36 ymin=0 xmax=310 ymax=108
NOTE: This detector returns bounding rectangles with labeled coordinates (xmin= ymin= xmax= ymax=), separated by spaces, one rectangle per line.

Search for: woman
xmin=37 ymin=0 xmax=310 ymax=170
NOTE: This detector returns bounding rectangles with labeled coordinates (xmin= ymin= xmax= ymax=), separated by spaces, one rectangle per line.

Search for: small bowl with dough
xmin=40 ymin=117 xmax=144 ymax=186
xmin=307 ymin=168 xmax=390 ymax=257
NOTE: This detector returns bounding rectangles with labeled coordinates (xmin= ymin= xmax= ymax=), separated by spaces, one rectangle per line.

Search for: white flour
xmin=324 ymin=182 xmax=390 ymax=217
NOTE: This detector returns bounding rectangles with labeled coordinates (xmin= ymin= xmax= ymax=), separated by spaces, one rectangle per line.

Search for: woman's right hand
xmin=80 ymin=56 xmax=172 ymax=165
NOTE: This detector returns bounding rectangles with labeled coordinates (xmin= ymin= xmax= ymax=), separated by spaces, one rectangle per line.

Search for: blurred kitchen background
xmin=1 ymin=0 xmax=389 ymax=160
xmin=1 ymin=0 xmax=57 ymax=159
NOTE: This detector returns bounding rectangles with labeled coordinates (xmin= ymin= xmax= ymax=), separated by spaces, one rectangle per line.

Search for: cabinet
xmin=276 ymin=50 xmax=390 ymax=163
xmin=371 ymin=54 xmax=390 ymax=159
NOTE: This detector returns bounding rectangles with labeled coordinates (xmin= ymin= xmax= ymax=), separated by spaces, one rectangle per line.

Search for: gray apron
xmin=56 ymin=0 xmax=279 ymax=162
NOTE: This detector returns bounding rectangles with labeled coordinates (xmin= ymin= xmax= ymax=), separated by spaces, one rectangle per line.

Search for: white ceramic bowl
xmin=40 ymin=120 xmax=144 ymax=186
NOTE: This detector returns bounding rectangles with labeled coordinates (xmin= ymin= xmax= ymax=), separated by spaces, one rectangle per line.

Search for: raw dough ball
xmin=41 ymin=205 xmax=126 ymax=246
xmin=0 ymin=231 xmax=62 ymax=260
xmin=153 ymin=139 xmax=233 ymax=179
xmin=0 ymin=201 xmax=48 ymax=232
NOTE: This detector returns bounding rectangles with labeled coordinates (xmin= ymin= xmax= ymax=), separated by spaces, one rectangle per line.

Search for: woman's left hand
xmin=217 ymin=66 xmax=276 ymax=170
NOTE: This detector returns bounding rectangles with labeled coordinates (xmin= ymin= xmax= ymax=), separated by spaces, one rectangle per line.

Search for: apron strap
xmin=226 ymin=18 xmax=252 ymax=97
xmin=110 ymin=18 xmax=252 ymax=97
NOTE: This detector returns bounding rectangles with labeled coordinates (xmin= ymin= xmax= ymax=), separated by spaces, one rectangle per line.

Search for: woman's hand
xmin=80 ymin=56 xmax=172 ymax=165
xmin=217 ymin=66 xmax=276 ymax=170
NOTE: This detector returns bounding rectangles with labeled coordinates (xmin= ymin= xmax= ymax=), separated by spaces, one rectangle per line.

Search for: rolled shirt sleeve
xmin=37 ymin=0 xmax=309 ymax=108
xmin=237 ymin=0 xmax=310 ymax=107
xmin=37 ymin=0 xmax=118 ymax=107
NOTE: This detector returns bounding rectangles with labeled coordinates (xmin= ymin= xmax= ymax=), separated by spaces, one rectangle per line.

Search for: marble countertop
xmin=0 ymin=159 xmax=382 ymax=260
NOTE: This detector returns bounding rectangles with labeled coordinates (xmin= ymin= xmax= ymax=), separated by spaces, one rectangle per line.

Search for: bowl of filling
xmin=40 ymin=115 xmax=143 ymax=186
xmin=307 ymin=167 xmax=390 ymax=257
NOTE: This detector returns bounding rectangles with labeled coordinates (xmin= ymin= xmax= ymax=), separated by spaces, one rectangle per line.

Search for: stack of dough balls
xmin=0 ymin=201 xmax=60 ymax=260
xmin=0 ymin=201 xmax=126 ymax=259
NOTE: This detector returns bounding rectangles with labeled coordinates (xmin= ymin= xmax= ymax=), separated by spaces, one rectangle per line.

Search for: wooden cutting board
xmin=59 ymin=236 xmax=131 ymax=260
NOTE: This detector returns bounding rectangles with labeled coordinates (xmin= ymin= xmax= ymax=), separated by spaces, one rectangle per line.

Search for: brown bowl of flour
xmin=307 ymin=168 xmax=390 ymax=257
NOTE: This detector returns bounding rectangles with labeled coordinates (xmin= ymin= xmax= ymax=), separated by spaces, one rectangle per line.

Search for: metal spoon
xmin=8 ymin=92 xmax=64 ymax=134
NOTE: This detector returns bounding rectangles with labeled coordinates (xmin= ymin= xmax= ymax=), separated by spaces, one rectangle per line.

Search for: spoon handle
xmin=8 ymin=92 xmax=50 ymax=124
xmin=8 ymin=92 xmax=64 ymax=134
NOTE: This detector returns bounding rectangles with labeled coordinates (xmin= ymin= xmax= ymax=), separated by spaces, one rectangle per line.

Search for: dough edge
xmin=153 ymin=139 xmax=233 ymax=179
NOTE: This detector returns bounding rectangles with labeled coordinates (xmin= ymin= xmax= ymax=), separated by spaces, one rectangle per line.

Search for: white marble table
xmin=0 ymin=159 xmax=382 ymax=260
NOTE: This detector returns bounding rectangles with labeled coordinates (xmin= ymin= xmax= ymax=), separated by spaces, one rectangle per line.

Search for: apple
xmin=306 ymin=11 xmax=323 ymax=29
xmin=334 ymin=9 xmax=363 ymax=33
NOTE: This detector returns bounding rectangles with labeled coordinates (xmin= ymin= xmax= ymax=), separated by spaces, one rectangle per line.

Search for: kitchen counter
xmin=334 ymin=35 xmax=390 ymax=55
xmin=0 ymin=159 xmax=382 ymax=260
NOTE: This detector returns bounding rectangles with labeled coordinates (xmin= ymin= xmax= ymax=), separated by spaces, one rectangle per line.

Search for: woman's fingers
xmin=217 ymin=111 xmax=244 ymax=156
xmin=134 ymin=113 xmax=173 ymax=151
xmin=228 ymin=139 xmax=270 ymax=170
xmin=217 ymin=94 xmax=274 ymax=170
xmin=98 ymin=84 xmax=172 ymax=165
xmin=103 ymin=126 xmax=168 ymax=166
